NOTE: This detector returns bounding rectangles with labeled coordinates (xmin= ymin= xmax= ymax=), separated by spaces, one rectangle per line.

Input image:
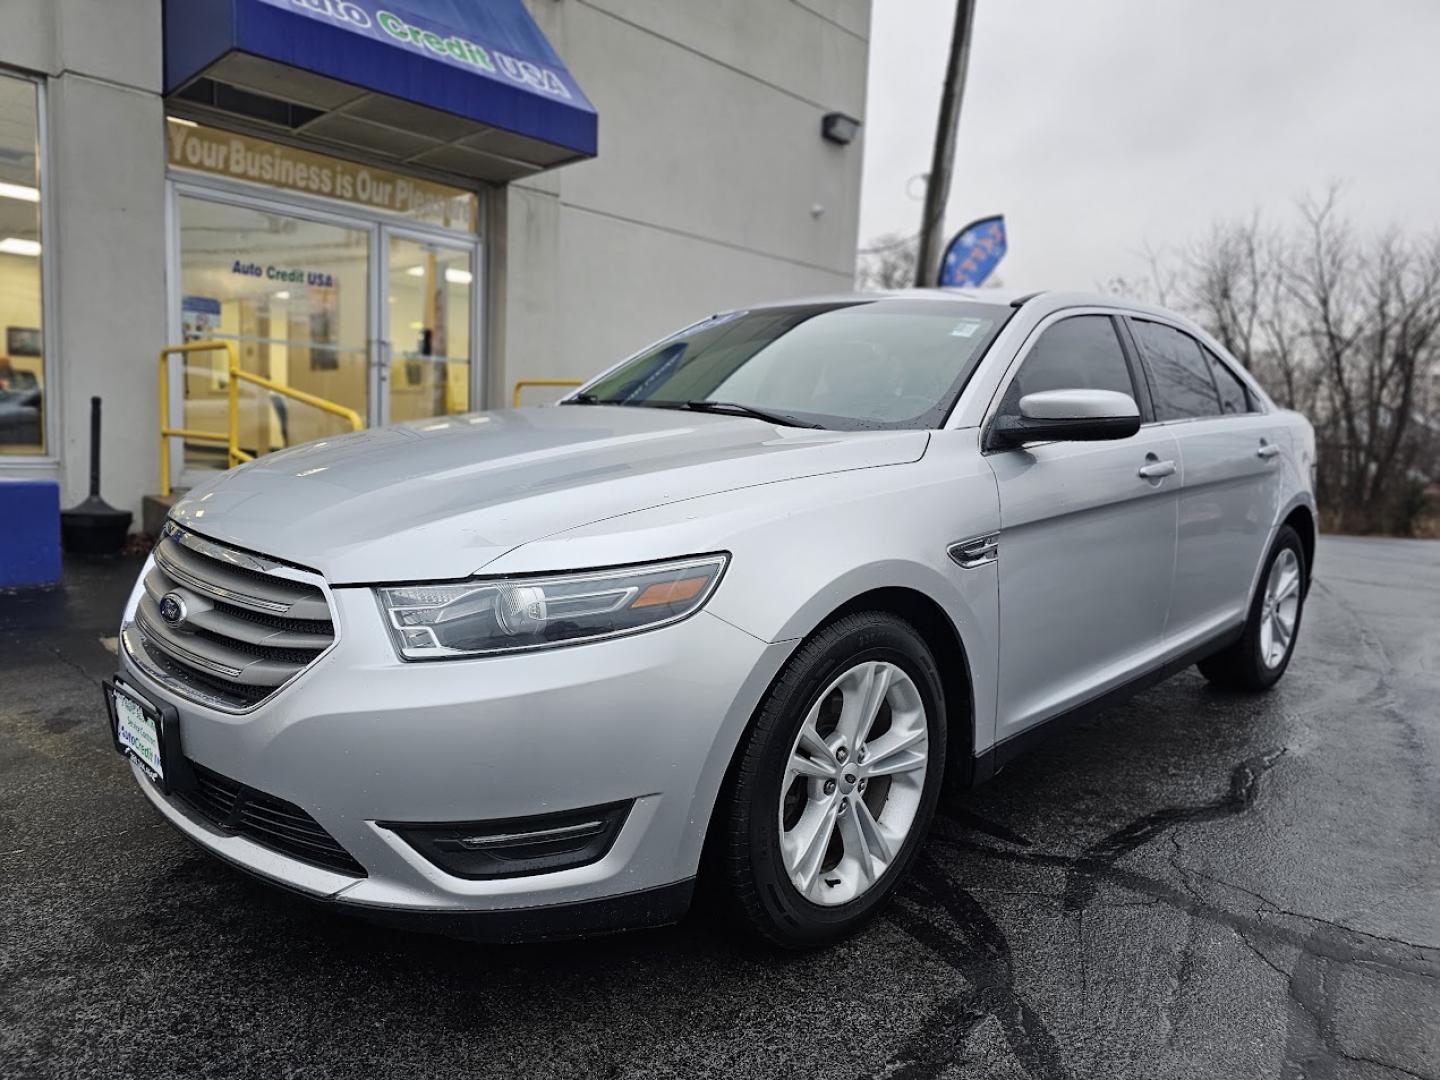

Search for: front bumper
xmin=117 ymin=578 xmax=790 ymax=932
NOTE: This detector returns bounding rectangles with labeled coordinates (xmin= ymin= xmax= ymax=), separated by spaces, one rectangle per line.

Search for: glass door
xmin=171 ymin=187 xmax=483 ymax=485
xmin=176 ymin=195 xmax=371 ymax=468
xmin=383 ymin=232 xmax=475 ymax=424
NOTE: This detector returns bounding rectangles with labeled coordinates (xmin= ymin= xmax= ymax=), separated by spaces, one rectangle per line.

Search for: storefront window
xmin=171 ymin=123 xmax=482 ymax=475
xmin=178 ymin=197 xmax=370 ymax=467
xmin=0 ymin=75 xmax=45 ymax=457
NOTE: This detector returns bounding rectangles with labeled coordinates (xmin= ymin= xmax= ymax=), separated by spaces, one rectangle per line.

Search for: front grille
xmin=125 ymin=523 xmax=335 ymax=711
xmin=178 ymin=761 xmax=367 ymax=877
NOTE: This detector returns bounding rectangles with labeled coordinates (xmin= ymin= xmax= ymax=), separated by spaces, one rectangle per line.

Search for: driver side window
xmin=1001 ymin=315 xmax=1136 ymax=415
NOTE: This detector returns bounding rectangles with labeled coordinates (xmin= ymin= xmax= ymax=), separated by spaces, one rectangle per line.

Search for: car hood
xmin=169 ymin=405 xmax=929 ymax=583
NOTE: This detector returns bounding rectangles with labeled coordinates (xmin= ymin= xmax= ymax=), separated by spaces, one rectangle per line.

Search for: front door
xmin=172 ymin=188 xmax=481 ymax=486
xmin=985 ymin=313 xmax=1180 ymax=740
xmin=175 ymin=195 xmax=372 ymax=469
xmin=381 ymin=232 xmax=476 ymax=425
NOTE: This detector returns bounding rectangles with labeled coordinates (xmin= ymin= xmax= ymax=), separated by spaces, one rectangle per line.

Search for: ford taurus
xmin=107 ymin=290 xmax=1316 ymax=947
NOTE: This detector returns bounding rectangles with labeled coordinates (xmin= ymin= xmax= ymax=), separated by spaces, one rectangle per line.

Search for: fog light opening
xmin=383 ymin=801 xmax=633 ymax=880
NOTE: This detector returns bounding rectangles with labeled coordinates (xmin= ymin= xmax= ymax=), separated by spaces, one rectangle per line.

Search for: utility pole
xmin=914 ymin=0 xmax=978 ymax=287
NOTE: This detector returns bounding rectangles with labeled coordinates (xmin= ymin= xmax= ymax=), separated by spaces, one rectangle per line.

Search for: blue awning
xmin=164 ymin=0 xmax=597 ymax=182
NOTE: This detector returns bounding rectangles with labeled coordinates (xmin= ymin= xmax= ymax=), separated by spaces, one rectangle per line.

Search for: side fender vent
xmin=948 ymin=533 xmax=999 ymax=569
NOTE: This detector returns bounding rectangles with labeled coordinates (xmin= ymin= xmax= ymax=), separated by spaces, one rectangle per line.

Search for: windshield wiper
xmin=562 ymin=395 xmax=822 ymax=428
xmin=680 ymin=401 xmax=823 ymax=429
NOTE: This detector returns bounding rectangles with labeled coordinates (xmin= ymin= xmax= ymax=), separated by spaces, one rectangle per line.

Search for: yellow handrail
xmin=231 ymin=369 xmax=364 ymax=431
xmin=512 ymin=378 xmax=582 ymax=408
xmin=159 ymin=342 xmax=231 ymax=498
xmin=158 ymin=340 xmax=364 ymax=498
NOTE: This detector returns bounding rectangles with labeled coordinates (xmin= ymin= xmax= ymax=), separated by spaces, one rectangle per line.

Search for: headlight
xmin=376 ymin=554 xmax=729 ymax=660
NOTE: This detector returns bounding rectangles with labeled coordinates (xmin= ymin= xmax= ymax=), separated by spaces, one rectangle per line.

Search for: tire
xmin=1198 ymin=524 xmax=1307 ymax=691
xmin=717 ymin=611 xmax=947 ymax=948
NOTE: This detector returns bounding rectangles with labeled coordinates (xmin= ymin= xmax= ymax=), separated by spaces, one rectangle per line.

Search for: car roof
xmin=737 ymin=287 xmax=1030 ymax=310
xmin=736 ymin=288 xmax=1188 ymax=321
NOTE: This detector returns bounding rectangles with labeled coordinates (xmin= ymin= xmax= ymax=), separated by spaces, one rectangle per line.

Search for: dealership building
xmin=0 ymin=0 xmax=868 ymax=533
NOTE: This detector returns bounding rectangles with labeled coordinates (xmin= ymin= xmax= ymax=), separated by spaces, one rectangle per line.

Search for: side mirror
xmin=990 ymin=389 xmax=1140 ymax=448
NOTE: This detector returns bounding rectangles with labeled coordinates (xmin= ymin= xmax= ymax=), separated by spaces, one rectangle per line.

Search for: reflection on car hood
xmin=169 ymin=405 xmax=930 ymax=583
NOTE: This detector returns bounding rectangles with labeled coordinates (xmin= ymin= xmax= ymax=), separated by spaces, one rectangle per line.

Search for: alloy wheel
xmin=1259 ymin=547 xmax=1302 ymax=669
xmin=777 ymin=660 xmax=929 ymax=906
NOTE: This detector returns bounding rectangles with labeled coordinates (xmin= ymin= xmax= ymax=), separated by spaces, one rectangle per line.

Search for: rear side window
xmin=1000 ymin=315 xmax=1135 ymax=414
xmin=1204 ymin=347 xmax=1255 ymax=414
xmin=1130 ymin=319 xmax=1221 ymax=420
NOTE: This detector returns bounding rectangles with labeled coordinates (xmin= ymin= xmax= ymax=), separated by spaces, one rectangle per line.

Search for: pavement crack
xmin=1171 ymin=851 xmax=1440 ymax=955
xmin=1233 ymin=923 xmax=1294 ymax=984
xmin=928 ymin=828 xmax=1440 ymax=982
xmin=37 ymin=637 xmax=105 ymax=690
xmin=879 ymin=855 xmax=1075 ymax=1080
xmin=1060 ymin=747 xmax=1287 ymax=913
xmin=862 ymin=996 xmax=988 ymax=1080
xmin=1270 ymin=924 xmax=1438 ymax=1080
xmin=1334 ymin=1056 xmax=1437 ymax=1080
xmin=939 ymin=806 xmax=1035 ymax=848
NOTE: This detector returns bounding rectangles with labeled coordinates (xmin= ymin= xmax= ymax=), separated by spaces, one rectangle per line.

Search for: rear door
xmin=1125 ymin=318 xmax=1286 ymax=646
xmin=985 ymin=312 xmax=1180 ymax=741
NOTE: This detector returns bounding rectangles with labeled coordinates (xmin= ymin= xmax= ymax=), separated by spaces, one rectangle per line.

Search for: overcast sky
xmin=859 ymin=0 xmax=1440 ymax=291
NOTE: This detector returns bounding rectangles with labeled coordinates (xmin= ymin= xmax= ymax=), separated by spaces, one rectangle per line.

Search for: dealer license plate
xmin=112 ymin=684 xmax=164 ymax=782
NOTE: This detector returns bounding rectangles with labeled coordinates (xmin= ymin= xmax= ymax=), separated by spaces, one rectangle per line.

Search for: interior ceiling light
xmin=0 ymin=182 xmax=39 ymax=203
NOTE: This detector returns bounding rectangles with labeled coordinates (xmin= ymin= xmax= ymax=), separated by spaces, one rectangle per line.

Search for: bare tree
xmin=1141 ymin=240 xmax=1179 ymax=309
xmin=1253 ymin=228 xmax=1315 ymax=413
xmin=1185 ymin=214 xmax=1266 ymax=370
xmin=857 ymin=233 xmax=919 ymax=292
xmin=1148 ymin=188 xmax=1440 ymax=534
xmin=1101 ymin=241 xmax=1179 ymax=307
xmin=1184 ymin=214 xmax=1318 ymax=412
xmin=1281 ymin=190 xmax=1440 ymax=530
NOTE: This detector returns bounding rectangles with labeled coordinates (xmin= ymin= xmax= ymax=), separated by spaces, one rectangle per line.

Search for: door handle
xmin=1138 ymin=459 xmax=1176 ymax=480
xmin=1257 ymin=441 xmax=1281 ymax=460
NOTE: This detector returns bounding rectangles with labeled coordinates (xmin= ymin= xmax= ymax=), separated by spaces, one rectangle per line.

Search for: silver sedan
xmin=107 ymin=289 xmax=1317 ymax=947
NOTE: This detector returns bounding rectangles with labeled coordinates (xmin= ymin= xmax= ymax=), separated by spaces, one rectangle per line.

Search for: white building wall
xmin=0 ymin=0 xmax=168 ymax=523
xmin=501 ymin=0 xmax=871 ymax=400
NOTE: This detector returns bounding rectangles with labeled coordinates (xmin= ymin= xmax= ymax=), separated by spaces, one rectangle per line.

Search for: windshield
xmin=572 ymin=298 xmax=1012 ymax=430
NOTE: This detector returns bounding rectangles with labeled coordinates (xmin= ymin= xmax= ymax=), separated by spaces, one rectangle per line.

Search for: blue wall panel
xmin=0 ymin=480 xmax=62 ymax=589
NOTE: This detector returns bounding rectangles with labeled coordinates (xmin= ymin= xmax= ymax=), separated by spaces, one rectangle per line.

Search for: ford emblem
xmin=158 ymin=593 xmax=186 ymax=625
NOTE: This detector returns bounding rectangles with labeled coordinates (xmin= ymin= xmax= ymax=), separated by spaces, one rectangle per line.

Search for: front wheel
xmin=717 ymin=612 xmax=947 ymax=948
xmin=1198 ymin=524 xmax=1307 ymax=691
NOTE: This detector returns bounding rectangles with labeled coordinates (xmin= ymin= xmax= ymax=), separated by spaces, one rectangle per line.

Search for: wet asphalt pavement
xmin=2 ymin=536 xmax=1437 ymax=1080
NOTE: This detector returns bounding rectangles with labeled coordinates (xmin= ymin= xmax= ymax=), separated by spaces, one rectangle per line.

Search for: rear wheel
xmin=1198 ymin=524 xmax=1307 ymax=691
xmin=718 ymin=612 xmax=946 ymax=948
